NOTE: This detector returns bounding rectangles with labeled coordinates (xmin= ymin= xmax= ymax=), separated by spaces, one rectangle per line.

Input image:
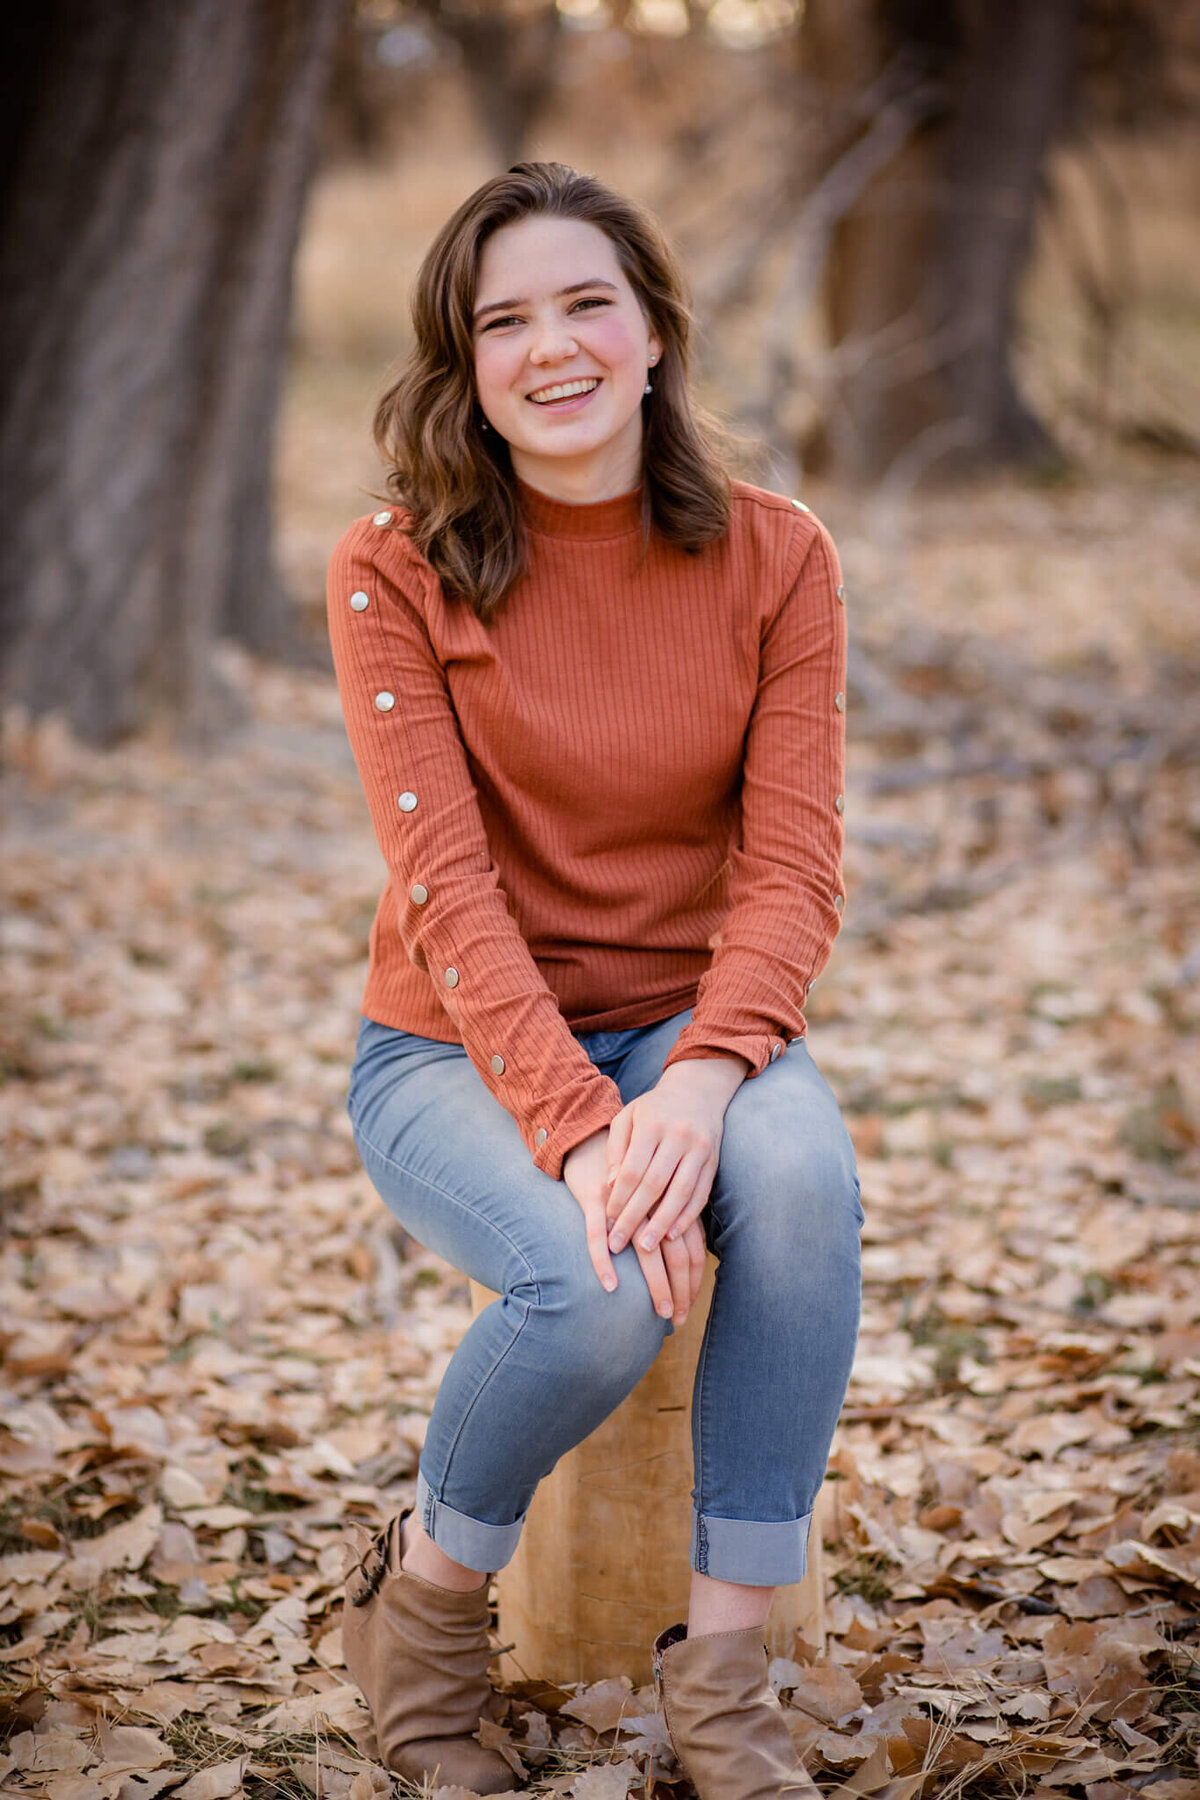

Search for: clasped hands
xmin=561 ymin=1054 xmax=749 ymax=1328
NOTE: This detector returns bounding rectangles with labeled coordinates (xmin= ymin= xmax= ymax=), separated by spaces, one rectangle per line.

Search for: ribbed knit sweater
xmin=326 ymin=474 xmax=847 ymax=1181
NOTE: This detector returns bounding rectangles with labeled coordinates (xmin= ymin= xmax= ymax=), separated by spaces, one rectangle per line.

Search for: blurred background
xmin=2 ymin=4 xmax=1200 ymax=1778
xmin=2 ymin=0 xmax=1199 ymax=744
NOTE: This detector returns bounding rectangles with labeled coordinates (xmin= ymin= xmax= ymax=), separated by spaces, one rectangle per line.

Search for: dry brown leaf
xmin=345 ymin=1773 xmax=390 ymax=1800
xmin=476 ymin=1717 xmax=527 ymax=1776
xmin=559 ymin=1676 xmax=637 ymax=1733
xmin=9 ymin=1728 xmax=92 ymax=1773
xmin=92 ymin=1726 xmax=173 ymax=1774
xmin=822 ymin=1738 xmax=893 ymax=1796
xmin=65 ymin=1507 xmax=163 ymax=1590
xmin=1105 ymin=1537 xmax=1200 ymax=1595
xmin=173 ymin=1760 xmax=249 ymax=1800
xmin=568 ymin=1765 xmax=640 ymax=1799
xmin=783 ymin=1661 xmax=863 ymax=1725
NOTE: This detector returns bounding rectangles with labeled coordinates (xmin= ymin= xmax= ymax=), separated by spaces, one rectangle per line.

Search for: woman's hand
xmin=604 ymin=1055 xmax=749 ymax=1257
xmin=634 ymin=1215 xmax=708 ymax=1326
xmin=561 ymin=1129 xmax=710 ymax=1326
xmin=561 ymin=1128 xmax=620 ymax=1294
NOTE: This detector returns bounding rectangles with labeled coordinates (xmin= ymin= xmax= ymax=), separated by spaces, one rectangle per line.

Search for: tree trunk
xmin=418 ymin=1 xmax=561 ymax=170
xmin=0 ymin=0 xmax=343 ymax=747
xmin=803 ymin=0 xmax=1080 ymax=484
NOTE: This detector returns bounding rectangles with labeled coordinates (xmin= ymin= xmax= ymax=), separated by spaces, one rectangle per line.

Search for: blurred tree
xmin=0 ymin=0 xmax=344 ymax=747
xmin=801 ymin=0 xmax=1083 ymax=484
xmin=792 ymin=0 xmax=1200 ymax=482
xmin=329 ymin=0 xmax=563 ymax=169
xmin=417 ymin=0 xmax=562 ymax=169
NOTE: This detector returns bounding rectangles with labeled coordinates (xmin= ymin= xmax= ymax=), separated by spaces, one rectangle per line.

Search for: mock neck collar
xmin=515 ymin=475 xmax=644 ymax=540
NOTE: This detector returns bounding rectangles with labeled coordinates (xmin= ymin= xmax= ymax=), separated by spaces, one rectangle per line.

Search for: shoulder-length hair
xmin=373 ymin=160 xmax=739 ymax=621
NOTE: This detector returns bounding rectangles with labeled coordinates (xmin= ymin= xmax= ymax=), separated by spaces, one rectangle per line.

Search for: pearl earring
xmin=644 ymin=355 xmax=657 ymax=396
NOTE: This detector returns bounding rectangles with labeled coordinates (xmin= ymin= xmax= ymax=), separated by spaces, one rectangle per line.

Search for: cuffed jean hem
xmin=691 ymin=1509 xmax=813 ymax=1587
xmin=416 ymin=1467 xmax=527 ymax=1574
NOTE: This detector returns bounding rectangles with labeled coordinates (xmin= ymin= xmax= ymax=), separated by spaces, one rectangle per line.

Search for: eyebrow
xmin=472 ymin=278 xmax=619 ymax=323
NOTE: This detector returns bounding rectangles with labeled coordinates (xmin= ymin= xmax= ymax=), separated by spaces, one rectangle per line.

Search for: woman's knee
xmin=712 ymin=1123 xmax=863 ymax=1276
xmin=515 ymin=1249 xmax=668 ymax=1389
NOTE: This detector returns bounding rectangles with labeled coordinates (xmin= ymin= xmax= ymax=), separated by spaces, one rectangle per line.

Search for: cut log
xmin=470 ymin=1253 xmax=825 ymax=1686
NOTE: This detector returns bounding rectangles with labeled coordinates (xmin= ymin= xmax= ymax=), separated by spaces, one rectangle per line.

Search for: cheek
xmin=587 ymin=315 xmax=642 ymax=373
xmin=474 ymin=340 xmax=520 ymax=401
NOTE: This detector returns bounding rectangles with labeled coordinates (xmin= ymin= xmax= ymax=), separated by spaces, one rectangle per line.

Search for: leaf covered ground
xmin=2 ymin=463 xmax=1198 ymax=1798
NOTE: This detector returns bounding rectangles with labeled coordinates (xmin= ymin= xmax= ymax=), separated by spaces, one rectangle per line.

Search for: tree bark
xmin=0 ymin=0 xmax=343 ymax=747
xmin=803 ymin=0 xmax=1081 ymax=483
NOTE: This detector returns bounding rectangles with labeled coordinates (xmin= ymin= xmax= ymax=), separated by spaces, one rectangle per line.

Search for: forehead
xmin=476 ymin=215 xmax=628 ymax=294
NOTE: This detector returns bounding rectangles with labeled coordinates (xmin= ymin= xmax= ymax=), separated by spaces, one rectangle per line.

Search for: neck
xmin=509 ymin=440 xmax=644 ymax=507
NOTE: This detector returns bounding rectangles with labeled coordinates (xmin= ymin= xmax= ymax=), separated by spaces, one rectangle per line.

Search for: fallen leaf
xmin=569 ymin=1765 xmax=640 ymax=1799
xmin=172 ymin=1758 xmax=249 ymax=1800
xmin=559 ymin=1677 xmax=637 ymax=1734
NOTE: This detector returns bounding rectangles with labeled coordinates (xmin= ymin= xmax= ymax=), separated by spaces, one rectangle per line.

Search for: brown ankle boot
xmin=342 ymin=1508 xmax=517 ymax=1792
xmin=653 ymin=1622 xmax=818 ymax=1799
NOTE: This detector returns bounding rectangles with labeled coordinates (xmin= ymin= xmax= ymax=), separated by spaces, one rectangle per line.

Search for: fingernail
xmin=609 ymin=1236 xmax=624 ymax=1252
xmin=658 ymin=1302 xmax=672 ymax=1317
xmin=641 ymin=1234 xmax=655 ymax=1250
xmin=603 ymin=1277 xmax=617 ymax=1292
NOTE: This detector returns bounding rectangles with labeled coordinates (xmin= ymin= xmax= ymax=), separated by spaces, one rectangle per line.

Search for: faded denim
xmin=346 ymin=1006 xmax=863 ymax=1586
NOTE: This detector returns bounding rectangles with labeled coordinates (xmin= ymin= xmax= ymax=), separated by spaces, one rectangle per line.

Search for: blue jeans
xmin=346 ymin=1006 xmax=863 ymax=1587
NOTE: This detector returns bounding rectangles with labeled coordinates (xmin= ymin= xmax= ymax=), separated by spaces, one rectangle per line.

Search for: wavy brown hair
xmin=373 ymin=160 xmax=741 ymax=620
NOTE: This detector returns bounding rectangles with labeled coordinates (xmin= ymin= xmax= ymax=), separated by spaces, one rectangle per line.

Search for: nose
xmin=528 ymin=311 xmax=578 ymax=365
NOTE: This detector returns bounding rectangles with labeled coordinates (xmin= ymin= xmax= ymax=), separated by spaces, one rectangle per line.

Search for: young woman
xmin=327 ymin=161 xmax=863 ymax=1798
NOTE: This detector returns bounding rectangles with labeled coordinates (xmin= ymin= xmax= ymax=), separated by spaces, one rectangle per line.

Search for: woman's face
xmin=472 ymin=214 xmax=662 ymax=498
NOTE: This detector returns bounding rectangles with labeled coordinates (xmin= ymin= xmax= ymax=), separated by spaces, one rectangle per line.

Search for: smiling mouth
xmin=527 ymin=377 xmax=601 ymax=406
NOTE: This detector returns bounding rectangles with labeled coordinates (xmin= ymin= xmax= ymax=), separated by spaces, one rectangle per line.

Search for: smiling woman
xmin=326 ymin=160 xmax=860 ymax=1795
xmin=471 ymin=220 xmax=660 ymax=497
xmin=370 ymin=160 xmax=736 ymax=622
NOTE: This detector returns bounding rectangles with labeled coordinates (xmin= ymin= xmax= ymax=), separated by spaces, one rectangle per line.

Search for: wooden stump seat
xmin=468 ymin=1252 xmax=826 ymax=1687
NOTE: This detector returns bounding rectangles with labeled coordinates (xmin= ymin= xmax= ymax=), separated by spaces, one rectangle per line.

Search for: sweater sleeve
xmin=660 ymin=515 xmax=847 ymax=1080
xmin=328 ymin=515 xmax=625 ymax=1180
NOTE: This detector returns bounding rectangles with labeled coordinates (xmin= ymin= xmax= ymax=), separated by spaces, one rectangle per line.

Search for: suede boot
xmin=653 ymin=1622 xmax=818 ymax=1799
xmin=342 ymin=1508 xmax=517 ymax=1792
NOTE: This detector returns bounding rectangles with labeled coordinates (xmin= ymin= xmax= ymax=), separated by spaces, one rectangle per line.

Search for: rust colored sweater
xmin=327 ymin=475 xmax=847 ymax=1180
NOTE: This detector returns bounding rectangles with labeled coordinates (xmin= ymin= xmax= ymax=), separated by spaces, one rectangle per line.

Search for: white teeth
xmin=529 ymin=378 xmax=600 ymax=404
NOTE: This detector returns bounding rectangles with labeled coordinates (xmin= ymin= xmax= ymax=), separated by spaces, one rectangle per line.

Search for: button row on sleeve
xmin=359 ymin=678 xmax=470 ymax=1041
